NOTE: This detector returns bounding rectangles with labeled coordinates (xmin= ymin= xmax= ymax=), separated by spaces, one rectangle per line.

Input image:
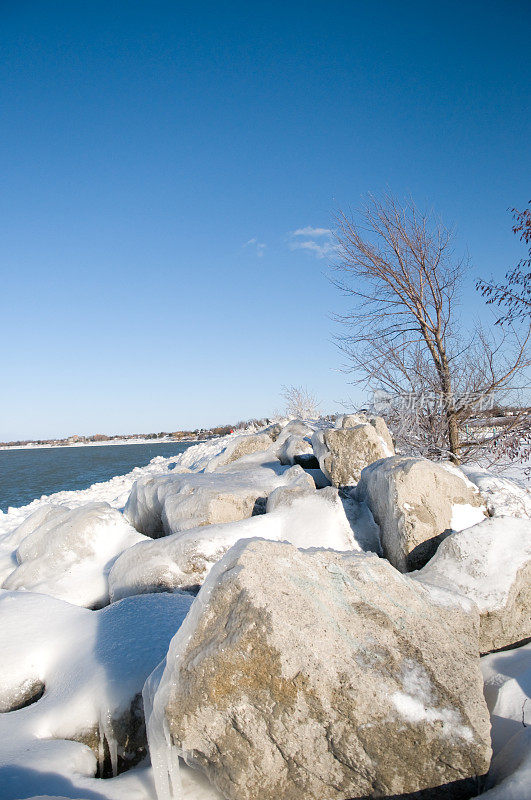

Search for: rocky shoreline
xmin=0 ymin=414 xmax=529 ymax=800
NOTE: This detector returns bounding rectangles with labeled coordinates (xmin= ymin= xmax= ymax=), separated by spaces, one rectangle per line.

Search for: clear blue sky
xmin=1 ymin=0 xmax=529 ymax=440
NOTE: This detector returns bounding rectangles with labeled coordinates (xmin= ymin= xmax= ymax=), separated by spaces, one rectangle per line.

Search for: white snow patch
xmin=450 ymin=502 xmax=487 ymax=532
xmin=462 ymin=466 xmax=531 ymax=519
xmin=474 ymin=643 xmax=531 ymax=799
xmin=1 ymin=503 xmax=145 ymax=607
xmin=390 ymin=661 xmax=474 ymax=741
xmin=414 ymin=516 xmax=531 ymax=613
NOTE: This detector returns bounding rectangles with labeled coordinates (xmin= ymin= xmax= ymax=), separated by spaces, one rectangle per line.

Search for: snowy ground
xmin=0 ymin=425 xmax=529 ymax=800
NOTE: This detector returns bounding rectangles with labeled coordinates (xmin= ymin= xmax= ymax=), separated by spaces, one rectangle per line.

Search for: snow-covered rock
xmin=415 ymin=517 xmax=531 ymax=653
xmin=312 ymin=418 xmax=394 ymax=487
xmin=203 ymin=432 xmax=273 ymax=472
xmin=276 ymin=433 xmax=313 ymax=465
xmin=265 ymin=474 xmax=316 ymax=512
xmin=261 ymin=421 xmax=284 ymax=441
xmin=336 ymin=411 xmax=395 ymax=451
xmin=357 ymin=456 xmax=487 ymax=572
xmin=110 ymin=486 xmax=359 ymax=600
xmin=475 ymin=643 xmax=531 ymax=799
xmin=0 ymin=588 xmax=193 ymax=798
xmin=274 ymin=418 xmax=314 ymax=444
xmin=1 ymin=503 xmax=145 ymax=608
xmin=145 ymin=538 xmax=491 ymax=800
xmin=124 ymin=464 xmax=307 ymax=538
xmin=463 ymin=466 xmax=531 ymax=519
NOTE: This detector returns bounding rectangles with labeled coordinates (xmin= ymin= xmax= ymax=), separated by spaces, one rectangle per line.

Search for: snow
xmin=0 ymin=589 xmax=194 ymax=799
xmin=474 ymin=644 xmax=531 ymax=799
xmin=450 ymin=501 xmax=488 ymax=532
xmin=1 ymin=503 xmax=145 ymax=607
xmin=462 ymin=466 xmax=531 ymax=518
xmin=390 ymin=660 xmax=474 ymax=741
xmin=414 ymin=516 xmax=531 ymax=614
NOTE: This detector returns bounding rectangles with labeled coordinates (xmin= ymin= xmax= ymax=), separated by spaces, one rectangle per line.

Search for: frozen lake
xmin=0 ymin=441 xmax=195 ymax=512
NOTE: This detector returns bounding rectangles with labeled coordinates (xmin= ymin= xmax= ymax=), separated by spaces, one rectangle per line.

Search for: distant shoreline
xmin=0 ymin=437 xmax=207 ymax=452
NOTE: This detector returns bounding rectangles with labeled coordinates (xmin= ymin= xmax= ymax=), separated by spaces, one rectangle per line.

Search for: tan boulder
xmin=312 ymin=419 xmax=394 ymax=487
xmin=357 ymin=456 xmax=487 ymax=572
xmin=146 ymin=539 xmax=491 ymax=800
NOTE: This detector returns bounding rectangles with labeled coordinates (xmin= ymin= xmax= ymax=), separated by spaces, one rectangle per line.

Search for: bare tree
xmin=476 ymin=203 xmax=531 ymax=324
xmin=332 ymin=193 xmax=530 ymax=464
xmin=281 ymin=385 xmax=320 ymax=419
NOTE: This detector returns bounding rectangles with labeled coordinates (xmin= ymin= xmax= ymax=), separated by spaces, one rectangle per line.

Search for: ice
xmin=1 ymin=502 xmax=146 ymax=607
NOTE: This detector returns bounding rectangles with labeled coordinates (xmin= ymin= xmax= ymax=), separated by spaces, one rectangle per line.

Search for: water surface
xmin=0 ymin=441 xmax=195 ymax=512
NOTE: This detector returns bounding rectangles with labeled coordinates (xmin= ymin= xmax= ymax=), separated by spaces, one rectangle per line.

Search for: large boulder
xmin=357 ymin=457 xmax=487 ymax=572
xmin=337 ymin=412 xmax=395 ymax=452
xmin=124 ymin=464 xmax=307 ymax=538
xmin=146 ymin=539 xmax=491 ymax=800
xmin=312 ymin=418 xmax=394 ymax=487
xmin=414 ymin=516 xmax=531 ymax=653
xmin=203 ymin=432 xmax=273 ymax=472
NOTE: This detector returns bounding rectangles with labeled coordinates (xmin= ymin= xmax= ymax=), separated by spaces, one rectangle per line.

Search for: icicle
xmin=97 ymin=719 xmax=105 ymax=777
xmin=144 ymin=660 xmax=183 ymax=800
xmin=100 ymin=711 xmax=118 ymax=778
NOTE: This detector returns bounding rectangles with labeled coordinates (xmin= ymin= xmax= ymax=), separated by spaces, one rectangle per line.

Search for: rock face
xmin=312 ymin=418 xmax=394 ymax=487
xmin=147 ymin=539 xmax=491 ymax=800
xmin=203 ymin=432 xmax=273 ymax=472
xmin=337 ymin=412 xmax=395 ymax=452
xmin=124 ymin=465 xmax=304 ymax=538
xmin=277 ymin=433 xmax=313 ymax=466
xmin=357 ymin=457 xmax=487 ymax=572
xmin=414 ymin=516 xmax=531 ymax=653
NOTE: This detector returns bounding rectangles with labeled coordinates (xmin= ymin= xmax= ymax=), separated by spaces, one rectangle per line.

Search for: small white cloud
xmin=243 ymin=238 xmax=266 ymax=257
xmin=287 ymin=225 xmax=337 ymax=259
xmin=289 ymin=239 xmax=337 ymax=259
xmin=291 ymin=226 xmax=332 ymax=237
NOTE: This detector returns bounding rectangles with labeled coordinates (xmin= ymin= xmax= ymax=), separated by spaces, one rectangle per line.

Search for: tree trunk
xmin=446 ymin=409 xmax=461 ymax=464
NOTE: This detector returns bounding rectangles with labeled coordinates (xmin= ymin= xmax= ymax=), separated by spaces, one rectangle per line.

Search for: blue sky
xmin=1 ymin=0 xmax=529 ymax=439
